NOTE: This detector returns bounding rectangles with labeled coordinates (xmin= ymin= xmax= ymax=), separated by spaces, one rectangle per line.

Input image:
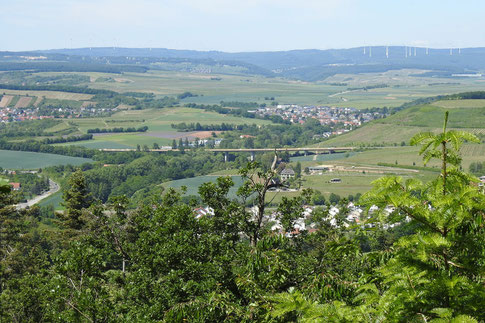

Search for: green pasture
xmin=162 ymin=175 xmax=246 ymax=197
xmin=53 ymin=107 xmax=272 ymax=148
xmin=432 ymin=99 xmax=485 ymax=109
xmin=0 ymin=89 xmax=93 ymax=101
xmin=92 ymin=133 xmax=172 ymax=148
xmin=37 ymin=191 xmax=64 ymax=210
xmin=43 ymin=98 xmax=83 ymax=108
xmin=28 ymin=69 xmax=485 ymax=108
xmin=320 ymin=103 xmax=485 ymax=147
xmin=376 ymin=105 xmax=485 ymax=128
xmin=57 ymin=140 xmax=134 ymax=149
xmin=0 ymin=150 xmax=92 ymax=169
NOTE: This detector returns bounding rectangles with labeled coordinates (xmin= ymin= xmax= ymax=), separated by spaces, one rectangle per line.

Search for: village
xmin=255 ymin=104 xmax=388 ymax=137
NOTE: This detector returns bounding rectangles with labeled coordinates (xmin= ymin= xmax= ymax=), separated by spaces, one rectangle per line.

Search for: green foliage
xmin=60 ymin=169 xmax=92 ymax=229
xmin=1 ymin=113 xmax=484 ymax=322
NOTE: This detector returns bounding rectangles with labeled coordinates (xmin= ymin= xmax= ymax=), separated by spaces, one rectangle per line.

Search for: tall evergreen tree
xmin=60 ymin=169 xmax=92 ymax=229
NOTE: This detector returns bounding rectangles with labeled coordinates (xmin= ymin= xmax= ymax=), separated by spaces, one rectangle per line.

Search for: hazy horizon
xmin=2 ymin=0 xmax=485 ymax=52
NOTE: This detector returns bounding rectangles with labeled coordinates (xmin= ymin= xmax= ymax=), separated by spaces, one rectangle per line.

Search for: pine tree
xmin=60 ymin=169 xmax=92 ymax=229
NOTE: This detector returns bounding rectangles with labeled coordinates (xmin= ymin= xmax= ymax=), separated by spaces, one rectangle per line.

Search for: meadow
xmin=0 ymin=150 xmax=92 ymax=169
xmin=52 ymin=107 xmax=272 ymax=148
xmin=0 ymin=89 xmax=93 ymax=101
xmin=28 ymin=70 xmax=485 ymax=108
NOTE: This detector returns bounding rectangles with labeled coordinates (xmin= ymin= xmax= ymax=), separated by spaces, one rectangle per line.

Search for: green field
xmin=320 ymin=103 xmax=485 ymax=148
xmin=58 ymin=140 xmax=133 ymax=149
xmin=26 ymin=70 xmax=485 ymax=109
xmin=162 ymin=175 xmax=246 ymax=197
xmin=0 ymin=150 xmax=92 ymax=169
xmin=0 ymin=89 xmax=93 ymax=101
xmin=37 ymin=191 xmax=64 ymax=210
xmin=54 ymin=107 xmax=272 ymax=148
xmin=432 ymin=99 xmax=485 ymax=109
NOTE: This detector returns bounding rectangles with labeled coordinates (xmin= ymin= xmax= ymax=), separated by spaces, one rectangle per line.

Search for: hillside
xmin=3 ymin=46 xmax=483 ymax=81
xmin=321 ymin=100 xmax=485 ymax=147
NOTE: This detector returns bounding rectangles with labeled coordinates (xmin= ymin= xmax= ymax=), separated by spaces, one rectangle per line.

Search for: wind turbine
xmin=386 ymin=46 xmax=389 ymax=58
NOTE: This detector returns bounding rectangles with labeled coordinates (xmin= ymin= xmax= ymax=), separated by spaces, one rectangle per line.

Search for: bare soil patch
xmin=0 ymin=95 xmax=13 ymax=108
xmin=14 ymin=97 xmax=33 ymax=108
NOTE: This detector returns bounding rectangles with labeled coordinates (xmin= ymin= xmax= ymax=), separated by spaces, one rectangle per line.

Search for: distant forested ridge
xmin=34 ymin=46 xmax=485 ymax=81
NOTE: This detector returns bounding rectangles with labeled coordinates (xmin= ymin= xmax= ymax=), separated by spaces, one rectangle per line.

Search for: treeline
xmin=0 ymin=84 xmax=178 ymax=111
xmin=220 ymin=101 xmax=259 ymax=108
xmin=40 ymin=134 xmax=93 ymax=144
xmin=0 ymin=139 xmax=96 ymax=158
xmin=184 ymin=103 xmax=289 ymax=124
xmin=6 ymin=172 xmax=50 ymax=200
xmin=0 ymin=61 xmax=148 ymax=74
xmin=0 ymin=119 xmax=77 ymax=137
xmin=396 ymin=90 xmax=485 ymax=113
xmin=185 ymin=103 xmax=256 ymax=118
xmin=219 ymin=119 xmax=332 ymax=149
xmin=171 ymin=122 xmax=244 ymax=132
xmin=0 ymin=83 xmax=117 ymax=95
xmin=177 ymin=91 xmax=198 ymax=99
xmin=87 ymin=126 xmax=148 ymax=134
xmin=347 ymin=83 xmax=389 ymax=91
xmin=469 ymin=161 xmax=485 ymax=176
xmin=73 ymin=151 xmax=229 ymax=202
xmin=446 ymin=91 xmax=485 ymax=100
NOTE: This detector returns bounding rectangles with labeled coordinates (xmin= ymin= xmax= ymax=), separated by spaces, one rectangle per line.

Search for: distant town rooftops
xmin=280 ymin=168 xmax=295 ymax=175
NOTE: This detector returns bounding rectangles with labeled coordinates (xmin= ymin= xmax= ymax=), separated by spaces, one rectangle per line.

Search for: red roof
xmin=9 ymin=182 xmax=21 ymax=190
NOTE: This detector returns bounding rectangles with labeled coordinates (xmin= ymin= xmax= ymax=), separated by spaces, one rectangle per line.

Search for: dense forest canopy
xmin=0 ymin=113 xmax=484 ymax=321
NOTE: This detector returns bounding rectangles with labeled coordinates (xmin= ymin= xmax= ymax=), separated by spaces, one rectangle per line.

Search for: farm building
xmin=280 ymin=168 xmax=295 ymax=180
xmin=330 ymin=178 xmax=342 ymax=183
xmin=9 ymin=182 xmax=21 ymax=191
xmin=308 ymin=165 xmax=330 ymax=174
xmin=194 ymin=206 xmax=214 ymax=219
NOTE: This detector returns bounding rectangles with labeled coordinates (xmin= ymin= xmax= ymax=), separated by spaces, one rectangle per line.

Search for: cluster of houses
xmin=193 ymin=202 xmax=366 ymax=236
xmin=0 ymin=106 xmax=55 ymax=122
xmin=0 ymin=104 xmax=116 ymax=123
xmin=255 ymin=104 xmax=385 ymax=129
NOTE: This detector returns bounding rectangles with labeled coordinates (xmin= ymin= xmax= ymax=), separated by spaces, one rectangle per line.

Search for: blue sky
xmin=1 ymin=0 xmax=484 ymax=52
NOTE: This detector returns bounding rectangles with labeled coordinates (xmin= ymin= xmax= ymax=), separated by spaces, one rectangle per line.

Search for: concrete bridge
xmin=99 ymin=147 xmax=354 ymax=162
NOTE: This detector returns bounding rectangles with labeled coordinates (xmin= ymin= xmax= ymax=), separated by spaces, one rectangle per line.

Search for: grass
xmin=58 ymin=140 xmax=134 ymax=149
xmin=92 ymin=133 xmax=173 ymax=148
xmin=26 ymin=69 xmax=485 ymax=109
xmin=43 ymin=98 xmax=83 ymax=108
xmin=37 ymin=191 xmax=64 ymax=210
xmin=320 ymin=103 xmax=485 ymax=147
xmin=162 ymin=175 xmax=246 ymax=197
xmin=0 ymin=150 xmax=92 ymax=169
xmin=0 ymin=89 xmax=93 ymax=101
xmin=54 ymin=107 xmax=272 ymax=148
xmin=432 ymin=99 xmax=485 ymax=109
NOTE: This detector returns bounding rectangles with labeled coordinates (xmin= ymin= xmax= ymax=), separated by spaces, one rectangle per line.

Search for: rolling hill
xmin=1 ymin=46 xmax=485 ymax=81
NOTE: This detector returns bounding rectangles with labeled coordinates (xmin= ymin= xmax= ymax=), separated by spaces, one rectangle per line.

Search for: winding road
xmin=15 ymin=179 xmax=60 ymax=210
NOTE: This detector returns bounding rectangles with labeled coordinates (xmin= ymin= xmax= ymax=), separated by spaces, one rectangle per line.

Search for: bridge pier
xmin=304 ymin=150 xmax=308 ymax=156
xmin=250 ymin=151 xmax=255 ymax=161
xmin=224 ymin=151 xmax=229 ymax=162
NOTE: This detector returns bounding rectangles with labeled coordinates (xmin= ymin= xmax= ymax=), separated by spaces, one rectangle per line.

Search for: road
xmin=16 ymin=179 xmax=60 ymax=210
